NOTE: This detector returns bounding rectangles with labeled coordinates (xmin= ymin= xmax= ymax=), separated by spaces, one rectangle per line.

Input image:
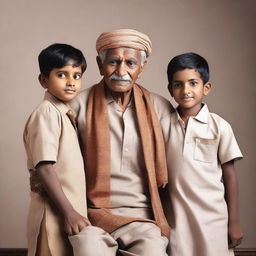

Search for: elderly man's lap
xmin=69 ymin=222 xmax=168 ymax=256
xmin=112 ymin=221 xmax=168 ymax=256
xmin=69 ymin=226 xmax=117 ymax=256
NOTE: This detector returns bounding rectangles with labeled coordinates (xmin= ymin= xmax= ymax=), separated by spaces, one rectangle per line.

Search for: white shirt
xmin=161 ymin=104 xmax=242 ymax=256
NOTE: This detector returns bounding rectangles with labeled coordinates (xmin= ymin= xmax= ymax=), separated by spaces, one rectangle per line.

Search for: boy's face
xmin=39 ymin=64 xmax=83 ymax=102
xmin=168 ymin=68 xmax=211 ymax=114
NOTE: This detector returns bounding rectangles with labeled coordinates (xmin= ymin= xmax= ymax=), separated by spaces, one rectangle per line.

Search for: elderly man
xmin=68 ymin=29 xmax=173 ymax=256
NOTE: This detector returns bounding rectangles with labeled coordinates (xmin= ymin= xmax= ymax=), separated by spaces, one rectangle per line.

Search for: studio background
xmin=0 ymin=0 xmax=255 ymax=249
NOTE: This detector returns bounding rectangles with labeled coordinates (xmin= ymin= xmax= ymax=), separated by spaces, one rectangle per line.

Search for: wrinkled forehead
xmin=105 ymin=47 xmax=141 ymax=57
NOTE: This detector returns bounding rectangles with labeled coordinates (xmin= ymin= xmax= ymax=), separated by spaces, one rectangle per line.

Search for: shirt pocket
xmin=194 ymin=137 xmax=218 ymax=163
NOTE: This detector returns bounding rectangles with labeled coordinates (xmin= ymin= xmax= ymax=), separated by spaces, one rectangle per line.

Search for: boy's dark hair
xmin=167 ymin=52 xmax=209 ymax=85
xmin=38 ymin=43 xmax=87 ymax=77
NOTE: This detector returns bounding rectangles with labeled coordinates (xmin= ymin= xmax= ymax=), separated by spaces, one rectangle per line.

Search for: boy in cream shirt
xmin=23 ymin=43 xmax=89 ymax=255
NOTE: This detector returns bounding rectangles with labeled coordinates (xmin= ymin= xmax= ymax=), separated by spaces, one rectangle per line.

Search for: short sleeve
xmin=218 ymin=120 xmax=243 ymax=164
xmin=25 ymin=105 xmax=61 ymax=167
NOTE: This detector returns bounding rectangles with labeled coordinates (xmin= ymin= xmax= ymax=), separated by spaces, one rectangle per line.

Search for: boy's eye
xmin=74 ymin=73 xmax=82 ymax=80
xmin=57 ymin=73 xmax=66 ymax=78
xmin=191 ymin=81 xmax=198 ymax=86
xmin=173 ymin=83 xmax=182 ymax=88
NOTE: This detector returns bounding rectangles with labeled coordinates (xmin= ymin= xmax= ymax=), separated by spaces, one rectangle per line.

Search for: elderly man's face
xmin=99 ymin=47 xmax=146 ymax=93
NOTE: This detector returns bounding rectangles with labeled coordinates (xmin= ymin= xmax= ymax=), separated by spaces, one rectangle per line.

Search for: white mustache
xmin=110 ymin=74 xmax=132 ymax=81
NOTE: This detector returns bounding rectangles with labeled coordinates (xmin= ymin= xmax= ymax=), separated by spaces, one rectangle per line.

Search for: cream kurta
xmin=161 ymin=104 xmax=243 ymax=256
xmin=23 ymin=92 xmax=87 ymax=256
xmin=71 ymin=86 xmax=172 ymax=219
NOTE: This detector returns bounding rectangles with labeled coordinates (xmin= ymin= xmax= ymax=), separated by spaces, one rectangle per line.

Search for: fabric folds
xmin=85 ymin=80 xmax=170 ymax=237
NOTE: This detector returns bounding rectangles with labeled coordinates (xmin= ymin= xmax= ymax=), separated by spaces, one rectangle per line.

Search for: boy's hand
xmin=63 ymin=209 xmax=90 ymax=236
xmin=228 ymin=224 xmax=243 ymax=248
xmin=30 ymin=171 xmax=47 ymax=195
xmin=158 ymin=182 xmax=168 ymax=189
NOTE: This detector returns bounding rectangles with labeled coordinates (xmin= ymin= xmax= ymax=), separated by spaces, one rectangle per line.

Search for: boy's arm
xmin=222 ymin=160 xmax=243 ymax=248
xmin=36 ymin=161 xmax=90 ymax=235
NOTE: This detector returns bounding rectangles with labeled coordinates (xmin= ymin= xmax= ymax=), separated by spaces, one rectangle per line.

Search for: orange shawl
xmin=85 ymin=80 xmax=170 ymax=237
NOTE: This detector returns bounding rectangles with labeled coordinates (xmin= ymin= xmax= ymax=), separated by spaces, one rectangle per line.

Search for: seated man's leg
xmin=111 ymin=222 xmax=168 ymax=256
xmin=69 ymin=226 xmax=118 ymax=256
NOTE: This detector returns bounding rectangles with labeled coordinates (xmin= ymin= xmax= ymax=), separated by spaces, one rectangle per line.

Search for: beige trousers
xmin=69 ymin=221 xmax=168 ymax=256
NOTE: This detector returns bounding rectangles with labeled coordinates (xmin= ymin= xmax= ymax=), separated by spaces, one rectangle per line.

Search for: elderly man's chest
xmin=108 ymin=102 xmax=144 ymax=173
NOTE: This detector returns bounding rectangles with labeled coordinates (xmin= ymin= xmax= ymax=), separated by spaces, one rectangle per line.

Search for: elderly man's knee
xmin=112 ymin=222 xmax=168 ymax=256
xmin=140 ymin=235 xmax=168 ymax=255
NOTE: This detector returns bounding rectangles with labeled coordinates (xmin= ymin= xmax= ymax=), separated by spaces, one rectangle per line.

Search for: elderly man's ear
xmin=140 ymin=60 xmax=147 ymax=71
xmin=96 ymin=56 xmax=104 ymax=76
xmin=136 ymin=61 xmax=147 ymax=79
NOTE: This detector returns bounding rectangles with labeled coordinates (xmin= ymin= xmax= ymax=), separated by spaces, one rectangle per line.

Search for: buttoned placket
xmin=178 ymin=117 xmax=193 ymax=155
xmin=120 ymin=105 xmax=135 ymax=172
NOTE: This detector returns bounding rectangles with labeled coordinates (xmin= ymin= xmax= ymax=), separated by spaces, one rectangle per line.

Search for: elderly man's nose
xmin=116 ymin=62 xmax=127 ymax=77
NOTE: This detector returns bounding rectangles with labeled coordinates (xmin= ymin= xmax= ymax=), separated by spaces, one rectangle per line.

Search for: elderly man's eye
xmin=191 ymin=81 xmax=198 ymax=86
xmin=127 ymin=60 xmax=136 ymax=66
xmin=108 ymin=59 xmax=118 ymax=65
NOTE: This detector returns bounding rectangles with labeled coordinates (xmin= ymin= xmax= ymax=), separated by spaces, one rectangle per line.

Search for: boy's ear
xmin=96 ymin=56 xmax=104 ymax=76
xmin=38 ymin=74 xmax=48 ymax=89
xmin=168 ymin=84 xmax=174 ymax=97
xmin=203 ymin=82 xmax=212 ymax=96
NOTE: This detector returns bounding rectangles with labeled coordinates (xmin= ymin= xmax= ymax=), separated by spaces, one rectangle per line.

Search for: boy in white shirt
xmin=162 ymin=52 xmax=243 ymax=256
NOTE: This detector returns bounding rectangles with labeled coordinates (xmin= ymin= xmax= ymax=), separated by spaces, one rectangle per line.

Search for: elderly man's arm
xmin=149 ymin=92 xmax=174 ymax=121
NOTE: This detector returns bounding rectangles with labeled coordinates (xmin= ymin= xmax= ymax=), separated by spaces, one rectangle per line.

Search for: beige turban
xmin=96 ymin=29 xmax=152 ymax=57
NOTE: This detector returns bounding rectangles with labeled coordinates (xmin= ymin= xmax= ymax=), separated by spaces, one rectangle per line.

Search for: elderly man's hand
xmin=29 ymin=170 xmax=46 ymax=195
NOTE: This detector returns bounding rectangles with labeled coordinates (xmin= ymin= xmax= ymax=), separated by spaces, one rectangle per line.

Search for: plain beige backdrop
xmin=0 ymin=0 xmax=255 ymax=249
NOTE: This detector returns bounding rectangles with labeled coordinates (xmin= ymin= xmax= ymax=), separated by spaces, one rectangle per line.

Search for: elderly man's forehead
xmin=105 ymin=47 xmax=142 ymax=57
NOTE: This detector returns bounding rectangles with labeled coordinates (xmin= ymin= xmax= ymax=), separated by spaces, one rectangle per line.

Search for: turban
xmin=96 ymin=29 xmax=152 ymax=57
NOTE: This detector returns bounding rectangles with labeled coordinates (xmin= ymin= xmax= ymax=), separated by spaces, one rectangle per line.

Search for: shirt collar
xmin=194 ymin=103 xmax=209 ymax=123
xmin=173 ymin=109 xmax=182 ymax=123
xmin=44 ymin=91 xmax=71 ymax=115
xmin=105 ymin=88 xmax=115 ymax=104
xmin=104 ymin=86 xmax=134 ymax=108
xmin=174 ymin=103 xmax=209 ymax=124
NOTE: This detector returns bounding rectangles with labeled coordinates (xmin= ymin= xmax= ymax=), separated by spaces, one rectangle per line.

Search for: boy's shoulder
xmin=208 ymin=109 xmax=229 ymax=123
xmin=29 ymin=97 xmax=60 ymax=118
xmin=29 ymin=92 xmax=72 ymax=118
xmin=24 ymin=97 xmax=63 ymax=132
xmin=205 ymin=106 xmax=233 ymax=131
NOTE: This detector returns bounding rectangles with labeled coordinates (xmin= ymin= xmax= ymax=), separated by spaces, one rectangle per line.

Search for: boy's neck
xmin=177 ymin=103 xmax=203 ymax=126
